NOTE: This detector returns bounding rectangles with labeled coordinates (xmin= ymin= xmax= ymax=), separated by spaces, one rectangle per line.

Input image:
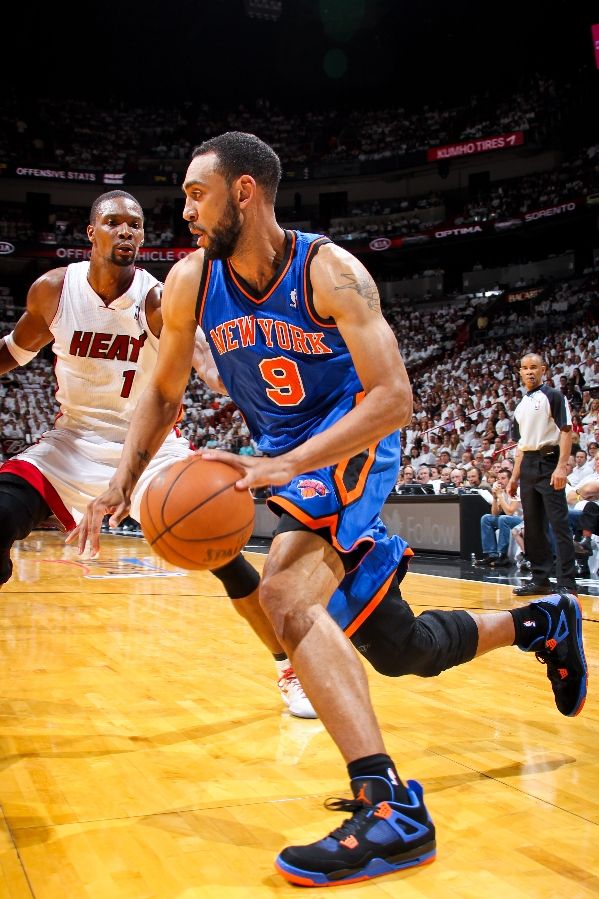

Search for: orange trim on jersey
xmin=227 ymin=231 xmax=297 ymax=304
xmin=332 ymin=392 xmax=374 ymax=506
xmin=268 ymin=494 xmax=376 ymax=564
xmin=269 ymin=495 xmax=341 ymax=546
xmin=343 ymin=546 xmax=414 ymax=636
xmin=343 ymin=568 xmax=396 ymax=638
xmin=0 ymin=459 xmax=76 ymax=531
xmin=334 ymin=442 xmax=377 ymax=507
xmin=303 ymin=237 xmax=337 ymax=329
xmin=195 ymin=258 xmax=213 ymax=325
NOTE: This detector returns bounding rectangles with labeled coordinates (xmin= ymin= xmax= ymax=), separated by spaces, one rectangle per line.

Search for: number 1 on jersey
xmin=120 ymin=369 xmax=136 ymax=398
xmin=259 ymin=357 xmax=306 ymax=406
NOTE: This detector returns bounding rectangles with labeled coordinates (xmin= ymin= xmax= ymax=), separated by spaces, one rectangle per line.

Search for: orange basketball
xmin=140 ymin=456 xmax=255 ymax=570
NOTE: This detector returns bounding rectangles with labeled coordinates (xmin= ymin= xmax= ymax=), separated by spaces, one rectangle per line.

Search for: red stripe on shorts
xmin=0 ymin=459 xmax=76 ymax=531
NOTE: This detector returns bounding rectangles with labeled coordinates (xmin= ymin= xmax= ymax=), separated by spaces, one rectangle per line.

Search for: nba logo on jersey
xmin=290 ymin=288 xmax=298 ymax=308
xmin=297 ymin=478 xmax=328 ymax=499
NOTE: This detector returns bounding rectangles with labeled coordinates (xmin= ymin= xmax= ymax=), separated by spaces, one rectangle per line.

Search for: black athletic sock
xmin=273 ymin=651 xmax=287 ymax=661
xmin=510 ymin=603 xmax=552 ymax=651
xmin=347 ymin=753 xmax=410 ymax=804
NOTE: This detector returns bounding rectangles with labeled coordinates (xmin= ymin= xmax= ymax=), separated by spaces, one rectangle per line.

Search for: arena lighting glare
xmin=243 ymin=0 xmax=282 ymax=20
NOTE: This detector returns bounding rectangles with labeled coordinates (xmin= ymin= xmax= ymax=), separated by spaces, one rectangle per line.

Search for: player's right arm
xmin=73 ymin=252 xmax=205 ymax=553
xmin=0 ymin=270 xmax=63 ymax=374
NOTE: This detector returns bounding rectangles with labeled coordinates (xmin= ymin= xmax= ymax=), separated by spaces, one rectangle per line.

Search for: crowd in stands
xmin=483 ymin=276 xmax=597 ymax=339
xmin=1 ymin=74 xmax=575 ymax=177
xmin=2 ymin=270 xmax=599 ymax=568
xmin=397 ymin=286 xmax=599 ymax=488
xmin=4 ymin=133 xmax=597 ymax=250
xmin=328 ymin=142 xmax=599 ymax=242
xmin=0 ymin=198 xmax=183 ymax=249
xmin=344 ymin=193 xmax=443 ymax=218
xmin=2 ymin=273 xmax=597 ymax=465
xmin=0 ymin=207 xmax=34 ymax=243
xmin=456 ymin=143 xmax=599 ymax=227
xmin=0 ymin=354 xmax=56 ymax=447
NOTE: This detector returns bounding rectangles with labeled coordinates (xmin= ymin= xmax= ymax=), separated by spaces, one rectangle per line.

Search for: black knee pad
xmin=0 ymin=475 xmax=51 ymax=549
xmin=352 ymin=587 xmax=478 ymax=678
xmin=210 ymin=553 xmax=260 ymax=599
xmin=400 ymin=609 xmax=479 ymax=677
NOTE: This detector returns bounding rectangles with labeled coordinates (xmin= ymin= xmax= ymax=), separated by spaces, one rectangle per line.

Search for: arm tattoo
xmin=130 ymin=449 xmax=151 ymax=478
xmin=335 ymin=271 xmax=381 ymax=312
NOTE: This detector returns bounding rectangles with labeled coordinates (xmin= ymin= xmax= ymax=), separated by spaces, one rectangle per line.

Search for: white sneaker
xmin=277 ymin=666 xmax=318 ymax=719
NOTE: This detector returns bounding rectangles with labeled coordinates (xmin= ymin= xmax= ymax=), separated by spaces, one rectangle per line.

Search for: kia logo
xmin=0 ymin=241 xmax=15 ymax=255
xmin=369 ymin=237 xmax=392 ymax=251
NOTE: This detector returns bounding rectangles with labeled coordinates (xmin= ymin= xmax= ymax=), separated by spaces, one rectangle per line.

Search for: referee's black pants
xmin=520 ymin=450 xmax=577 ymax=590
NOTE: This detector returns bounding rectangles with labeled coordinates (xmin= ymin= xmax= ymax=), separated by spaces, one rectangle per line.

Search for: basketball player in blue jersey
xmin=78 ymin=135 xmax=586 ymax=888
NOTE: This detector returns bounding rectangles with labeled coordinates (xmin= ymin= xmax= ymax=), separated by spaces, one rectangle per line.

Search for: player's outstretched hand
xmin=198 ymin=448 xmax=295 ymax=490
xmin=66 ymin=485 xmax=132 ymax=556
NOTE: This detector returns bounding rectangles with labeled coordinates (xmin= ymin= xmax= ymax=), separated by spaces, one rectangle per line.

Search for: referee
xmin=508 ymin=352 xmax=577 ymax=596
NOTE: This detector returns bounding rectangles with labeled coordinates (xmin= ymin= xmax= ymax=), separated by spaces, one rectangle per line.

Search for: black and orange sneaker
xmin=275 ymin=776 xmax=435 ymax=887
xmin=518 ymin=593 xmax=588 ymax=717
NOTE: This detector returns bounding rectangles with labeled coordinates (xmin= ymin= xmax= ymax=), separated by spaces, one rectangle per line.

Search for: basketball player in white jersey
xmin=0 ymin=190 xmax=315 ymax=718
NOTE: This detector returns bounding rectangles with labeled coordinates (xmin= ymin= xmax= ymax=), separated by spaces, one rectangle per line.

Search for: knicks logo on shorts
xmin=297 ymin=478 xmax=329 ymax=499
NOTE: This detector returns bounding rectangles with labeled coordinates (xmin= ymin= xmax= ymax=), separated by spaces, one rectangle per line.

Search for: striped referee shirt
xmin=513 ymin=384 xmax=571 ymax=451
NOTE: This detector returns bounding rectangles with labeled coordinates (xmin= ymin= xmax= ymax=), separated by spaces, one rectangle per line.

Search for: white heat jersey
xmin=51 ymin=261 xmax=160 ymax=442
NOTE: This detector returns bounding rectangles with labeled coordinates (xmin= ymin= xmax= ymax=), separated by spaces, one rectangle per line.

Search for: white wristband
xmin=3 ymin=331 xmax=40 ymax=366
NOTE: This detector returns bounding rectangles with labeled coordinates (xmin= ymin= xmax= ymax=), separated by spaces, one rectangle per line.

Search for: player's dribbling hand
xmin=197 ymin=448 xmax=295 ymax=490
xmin=66 ymin=485 xmax=132 ymax=556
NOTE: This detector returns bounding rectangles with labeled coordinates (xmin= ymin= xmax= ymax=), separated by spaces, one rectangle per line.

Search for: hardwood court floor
xmin=0 ymin=532 xmax=598 ymax=899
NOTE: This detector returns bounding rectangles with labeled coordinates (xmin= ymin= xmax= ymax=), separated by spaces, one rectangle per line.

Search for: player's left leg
xmin=350 ymin=573 xmax=587 ymax=717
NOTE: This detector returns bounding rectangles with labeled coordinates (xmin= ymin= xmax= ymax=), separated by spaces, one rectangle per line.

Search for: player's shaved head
xmin=90 ymin=191 xmax=143 ymax=223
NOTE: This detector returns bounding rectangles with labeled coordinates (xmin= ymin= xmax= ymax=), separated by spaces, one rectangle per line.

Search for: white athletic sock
xmin=275 ymin=657 xmax=291 ymax=678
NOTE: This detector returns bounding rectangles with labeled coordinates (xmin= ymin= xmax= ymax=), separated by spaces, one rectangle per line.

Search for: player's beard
xmin=204 ymin=195 xmax=243 ymax=260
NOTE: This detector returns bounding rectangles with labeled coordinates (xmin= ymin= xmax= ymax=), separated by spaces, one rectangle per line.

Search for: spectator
xmin=416 ymin=465 xmax=432 ymax=486
xmin=466 ymin=466 xmax=483 ymax=488
xmin=449 ymin=468 xmax=465 ymax=489
xmin=495 ymin=408 xmax=511 ymax=439
xmin=568 ymin=454 xmax=599 ymax=575
xmin=474 ymin=468 xmax=523 ymax=567
xmin=568 ymin=449 xmax=594 ymax=487
xmin=238 ymin=436 xmax=255 ymax=456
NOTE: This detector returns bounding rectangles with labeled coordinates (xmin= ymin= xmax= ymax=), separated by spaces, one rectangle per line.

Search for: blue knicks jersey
xmin=196 ymin=230 xmax=364 ymax=455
